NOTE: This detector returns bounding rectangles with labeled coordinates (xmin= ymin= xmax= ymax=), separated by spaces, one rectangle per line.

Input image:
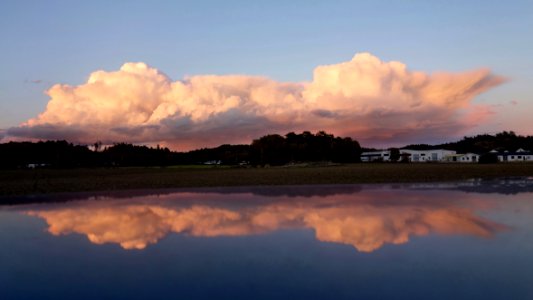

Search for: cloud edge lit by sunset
xmin=3 ymin=52 xmax=506 ymax=150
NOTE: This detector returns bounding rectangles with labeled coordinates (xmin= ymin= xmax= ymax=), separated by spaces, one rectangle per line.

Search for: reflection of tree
xmin=27 ymin=193 xmax=505 ymax=252
xmin=9 ymin=178 xmax=533 ymax=206
xmin=439 ymin=178 xmax=533 ymax=195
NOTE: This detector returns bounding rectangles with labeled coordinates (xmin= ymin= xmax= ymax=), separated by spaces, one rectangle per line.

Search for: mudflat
xmin=1 ymin=163 xmax=533 ymax=197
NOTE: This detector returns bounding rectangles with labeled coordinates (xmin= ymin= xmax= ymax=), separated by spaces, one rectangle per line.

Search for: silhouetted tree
xmin=251 ymin=134 xmax=288 ymax=166
xmin=479 ymin=153 xmax=499 ymax=164
xmin=250 ymin=131 xmax=361 ymax=166
xmin=389 ymin=148 xmax=400 ymax=162
xmin=93 ymin=141 xmax=102 ymax=152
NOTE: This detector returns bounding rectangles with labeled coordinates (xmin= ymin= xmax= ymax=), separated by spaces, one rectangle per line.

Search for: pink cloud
xmin=4 ymin=53 xmax=506 ymax=149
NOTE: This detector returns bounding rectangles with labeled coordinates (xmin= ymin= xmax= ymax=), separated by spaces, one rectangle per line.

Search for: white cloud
xmin=4 ymin=53 xmax=505 ymax=149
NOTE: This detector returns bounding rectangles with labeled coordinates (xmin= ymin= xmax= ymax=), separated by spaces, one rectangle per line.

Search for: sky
xmin=1 ymin=0 xmax=532 ymax=150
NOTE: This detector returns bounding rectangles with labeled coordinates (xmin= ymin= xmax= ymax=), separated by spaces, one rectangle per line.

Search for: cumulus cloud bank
xmin=6 ymin=53 xmax=505 ymax=149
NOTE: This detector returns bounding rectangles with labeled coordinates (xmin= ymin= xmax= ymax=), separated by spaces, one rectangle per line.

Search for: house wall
xmin=361 ymin=148 xmax=533 ymax=163
xmin=400 ymin=149 xmax=456 ymax=162
xmin=457 ymin=153 xmax=479 ymax=163
xmin=498 ymin=154 xmax=533 ymax=162
xmin=361 ymin=151 xmax=390 ymax=162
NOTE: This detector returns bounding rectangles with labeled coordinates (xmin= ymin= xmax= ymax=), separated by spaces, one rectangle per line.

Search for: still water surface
xmin=2 ymin=179 xmax=533 ymax=299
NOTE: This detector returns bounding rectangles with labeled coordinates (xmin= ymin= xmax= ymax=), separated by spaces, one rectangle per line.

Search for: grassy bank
xmin=1 ymin=163 xmax=533 ymax=197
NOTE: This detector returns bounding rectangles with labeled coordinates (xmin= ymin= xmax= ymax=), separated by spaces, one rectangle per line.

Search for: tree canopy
xmin=403 ymin=131 xmax=533 ymax=154
xmin=0 ymin=131 xmax=361 ymax=169
xmin=251 ymin=131 xmax=362 ymax=166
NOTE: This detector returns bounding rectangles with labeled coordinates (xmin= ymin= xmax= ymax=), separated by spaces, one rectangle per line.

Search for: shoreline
xmin=1 ymin=163 xmax=533 ymax=198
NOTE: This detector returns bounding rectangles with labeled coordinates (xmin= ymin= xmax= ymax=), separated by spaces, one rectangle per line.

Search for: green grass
xmin=1 ymin=163 xmax=533 ymax=197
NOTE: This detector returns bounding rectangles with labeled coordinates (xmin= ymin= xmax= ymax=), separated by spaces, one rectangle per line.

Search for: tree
xmin=389 ymin=148 xmax=400 ymax=162
xmin=478 ymin=153 xmax=499 ymax=164
xmin=94 ymin=141 xmax=102 ymax=152
xmin=250 ymin=134 xmax=288 ymax=166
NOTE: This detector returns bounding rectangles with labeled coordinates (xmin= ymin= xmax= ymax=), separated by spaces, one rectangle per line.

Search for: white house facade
xmin=497 ymin=149 xmax=533 ymax=162
xmin=361 ymin=149 xmax=458 ymax=162
xmin=360 ymin=147 xmax=532 ymax=163
xmin=400 ymin=149 xmax=456 ymax=162
xmin=361 ymin=151 xmax=391 ymax=162
xmin=444 ymin=153 xmax=479 ymax=163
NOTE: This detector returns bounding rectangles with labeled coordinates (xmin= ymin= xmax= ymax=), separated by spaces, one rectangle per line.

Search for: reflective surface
xmin=2 ymin=179 xmax=533 ymax=299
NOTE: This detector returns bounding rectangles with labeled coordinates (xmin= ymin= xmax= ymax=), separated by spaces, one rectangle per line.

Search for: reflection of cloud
xmin=302 ymin=206 xmax=501 ymax=252
xmin=30 ymin=205 xmax=248 ymax=249
xmin=5 ymin=53 xmax=504 ymax=149
xmin=27 ymin=192 xmax=505 ymax=252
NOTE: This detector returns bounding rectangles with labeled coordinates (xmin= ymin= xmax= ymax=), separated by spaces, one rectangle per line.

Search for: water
xmin=2 ymin=179 xmax=533 ymax=299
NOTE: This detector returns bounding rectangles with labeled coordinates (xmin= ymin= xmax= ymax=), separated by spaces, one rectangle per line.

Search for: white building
xmin=444 ymin=153 xmax=479 ymax=163
xmin=361 ymin=147 xmax=533 ymax=163
xmin=497 ymin=148 xmax=533 ymax=162
xmin=360 ymin=150 xmax=391 ymax=162
xmin=400 ymin=149 xmax=456 ymax=162
xmin=361 ymin=149 xmax=460 ymax=162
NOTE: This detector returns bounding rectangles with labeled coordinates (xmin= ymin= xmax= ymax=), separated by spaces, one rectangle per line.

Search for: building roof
xmin=498 ymin=151 xmax=532 ymax=156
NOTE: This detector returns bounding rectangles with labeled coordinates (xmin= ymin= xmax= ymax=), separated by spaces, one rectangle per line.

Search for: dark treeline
xmin=177 ymin=144 xmax=252 ymax=165
xmin=0 ymin=140 xmax=96 ymax=168
xmin=0 ymin=131 xmax=361 ymax=169
xmin=251 ymin=131 xmax=361 ymax=166
xmin=0 ymin=141 xmax=175 ymax=169
xmin=2 ymin=131 xmax=532 ymax=169
xmin=404 ymin=131 xmax=533 ymax=153
xmin=173 ymin=131 xmax=361 ymax=166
